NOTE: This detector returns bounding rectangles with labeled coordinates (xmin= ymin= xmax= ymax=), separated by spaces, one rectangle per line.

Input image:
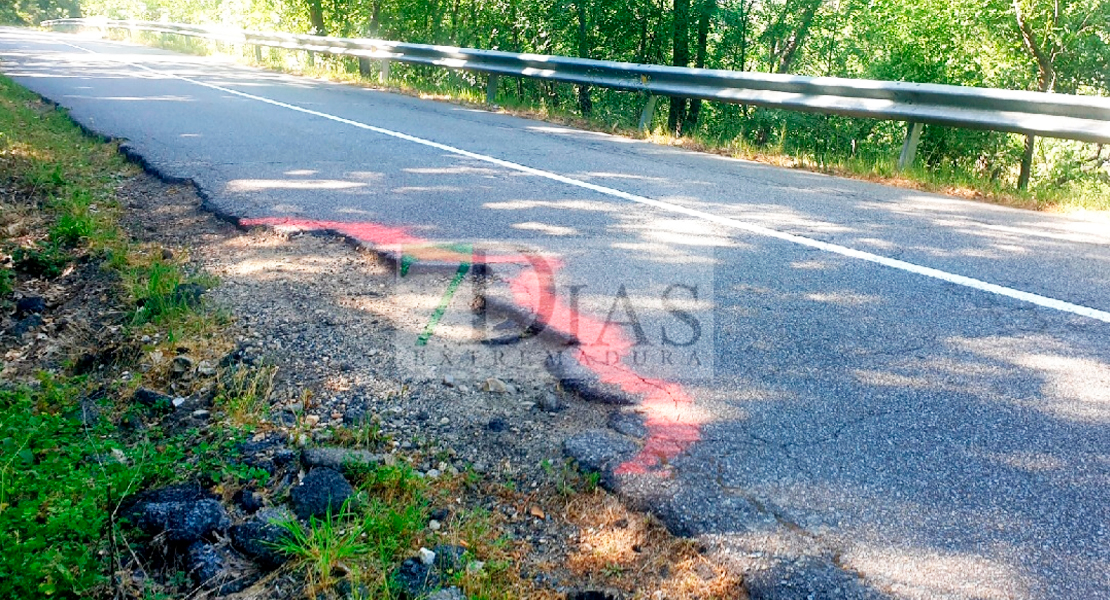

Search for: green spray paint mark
xmin=416 ymin=258 xmax=471 ymax=346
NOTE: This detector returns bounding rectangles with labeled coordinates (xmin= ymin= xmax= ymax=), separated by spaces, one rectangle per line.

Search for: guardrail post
xmin=379 ymin=59 xmax=390 ymax=84
xmin=358 ymin=57 xmax=371 ymax=77
xmin=897 ymin=121 xmax=923 ymax=169
xmin=254 ymin=45 xmax=263 ymax=62
xmin=486 ymin=74 xmax=499 ymax=104
xmin=1018 ymin=134 xmax=1034 ymax=189
xmin=639 ymin=95 xmax=659 ymax=133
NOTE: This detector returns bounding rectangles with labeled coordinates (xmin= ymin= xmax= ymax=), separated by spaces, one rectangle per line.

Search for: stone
xmin=290 ymin=468 xmax=354 ymax=519
xmin=134 ymin=498 xmax=230 ymax=543
xmin=186 ymin=541 xmax=258 ymax=594
xmin=539 ymin=392 xmax=567 ymax=412
xmin=229 ymin=508 xmax=293 ymax=570
xmin=233 ymin=488 xmax=264 ymax=514
xmin=301 ymin=447 xmax=381 ymax=474
xmin=172 ymin=355 xmax=195 ymax=375
xmin=486 ymin=417 xmax=507 ymax=433
xmin=192 ymin=409 xmax=211 ymax=419
xmin=431 ymin=545 xmax=467 ymax=573
xmin=419 ymin=547 xmax=436 ymax=565
xmin=442 ymin=374 xmax=457 ymax=387
xmin=196 ymin=360 xmax=218 ymax=377
xmin=15 ymin=295 xmax=45 ymax=317
xmin=132 ymin=387 xmax=173 ymax=411
xmin=426 ymin=587 xmax=466 ymax=600
xmin=482 ymin=377 xmax=509 ymax=393
xmin=563 ymin=430 xmax=640 ymax=474
xmin=428 ymin=519 xmax=441 ymax=531
xmin=607 ymin=411 xmax=649 ymax=439
xmin=9 ymin=314 xmax=42 ymax=337
xmin=393 ymin=557 xmax=440 ymax=599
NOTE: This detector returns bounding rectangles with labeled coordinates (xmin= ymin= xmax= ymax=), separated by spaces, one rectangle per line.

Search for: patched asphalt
xmin=3 ymin=27 xmax=1109 ymax=599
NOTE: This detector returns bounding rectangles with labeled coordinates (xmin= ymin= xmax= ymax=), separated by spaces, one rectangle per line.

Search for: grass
xmin=214 ymin=364 xmax=276 ymax=427
xmin=0 ymin=72 xmax=257 ymax=597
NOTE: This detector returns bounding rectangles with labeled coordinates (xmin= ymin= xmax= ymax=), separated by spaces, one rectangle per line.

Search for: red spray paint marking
xmin=240 ymin=216 xmax=705 ymax=475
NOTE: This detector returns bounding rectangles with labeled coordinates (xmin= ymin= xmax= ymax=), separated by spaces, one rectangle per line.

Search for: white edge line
xmin=56 ymin=37 xmax=1110 ymax=325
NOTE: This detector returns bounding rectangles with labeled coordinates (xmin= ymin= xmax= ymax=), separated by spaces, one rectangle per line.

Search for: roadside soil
xmin=116 ymin=172 xmax=746 ymax=599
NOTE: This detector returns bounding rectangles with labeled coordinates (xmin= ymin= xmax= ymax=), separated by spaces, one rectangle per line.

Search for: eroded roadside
xmin=1 ymin=73 xmax=744 ymax=599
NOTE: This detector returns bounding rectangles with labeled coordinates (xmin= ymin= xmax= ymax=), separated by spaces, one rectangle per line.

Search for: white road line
xmin=58 ymin=37 xmax=1110 ymax=324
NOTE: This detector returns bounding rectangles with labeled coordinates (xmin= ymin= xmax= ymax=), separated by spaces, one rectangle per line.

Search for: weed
xmin=12 ymin=241 xmax=70 ymax=278
xmin=274 ymin=465 xmax=429 ymax=596
xmin=215 ymin=364 xmax=276 ymax=427
xmin=0 ymin=266 xmax=12 ymax=298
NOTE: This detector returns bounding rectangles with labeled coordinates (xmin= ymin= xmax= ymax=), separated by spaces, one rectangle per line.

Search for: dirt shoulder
xmin=0 ymin=68 xmax=744 ymax=600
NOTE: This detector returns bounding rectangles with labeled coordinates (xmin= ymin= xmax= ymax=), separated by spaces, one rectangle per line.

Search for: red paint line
xmin=241 ymin=216 xmax=703 ymax=474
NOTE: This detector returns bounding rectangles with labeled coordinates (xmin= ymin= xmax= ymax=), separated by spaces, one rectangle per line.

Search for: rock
xmin=172 ymin=397 xmax=187 ymax=407
xmin=607 ymin=411 xmax=649 ymax=439
xmin=187 ymin=541 xmax=225 ymax=586
xmin=432 ymin=545 xmax=467 ymax=573
xmin=393 ymin=557 xmax=441 ymax=599
xmin=172 ymin=355 xmax=195 ymax=376
xmin=466 ymin=560 xmax=485 ymax=574
xmin=539 ymin=392 xmax=567 ymax=412
xmin=419 ymin=547 xmax=436 ymax=566
xmin=233 ymin=488 xmax=264 ymax=514
xmin=273 ymin=448 xmax=296 ymax=467
xmin=229 ymin=508 xmax=293 ymax=570
xmin=426 ymin=587 xmax=466 ymax=600
xmin=9 ymin=314 xmax=42 ymax=337
xmin=304 ymin=414 xmax=321 ymax=427
xmin=569 ymin=592 xmax=618 ymax=600
xmin=343 ymin=405 xmax=371 ymax=426
xmin=15 ymin=295 xmax=45 ymax=317
xmin=563 ymin=430 xmax=640 ymax=474
xmin=428 ymin=519 xmax=441 ymax=531
xmin=301 ymin=447 xmax=381 ymax=474
xmin=133 ymin=387 xmax=174 ymax=411
xmin=442 ymin=374 xmax=457 ymax=387
xmin=134 ymin=498 xmax=230 ymax=542
xmin=196 ymin=360 xmax=218 ymax=377
xmin=486 ymin=418 xmax=507 ymax=433
xmin=172 ymin=282 xmax=206 ymax=307
xmin=161 ymin=248 xmax=175 ymax=260
xmin=187 ymin=541 xmax=258 ymax=594
xmin=430 ymin=508 xmax=450 ymax=522
xmin=481 ymin=377 xmax=508 ymax=393
xmin=192 ymin=409 xmax=211 ymax=419
xmin=290 ymin=468 xmax=354 ymax=520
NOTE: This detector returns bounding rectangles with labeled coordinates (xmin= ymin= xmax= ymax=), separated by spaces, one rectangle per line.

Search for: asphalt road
xmin=3 ymin=27 xmax=1109 ymax=600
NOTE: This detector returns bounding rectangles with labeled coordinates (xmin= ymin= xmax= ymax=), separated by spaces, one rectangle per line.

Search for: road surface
xmin=2 ymin=27 xmax=1109 ymax=600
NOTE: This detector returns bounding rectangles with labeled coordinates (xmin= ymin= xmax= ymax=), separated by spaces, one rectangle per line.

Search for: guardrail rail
xmin=42 ymin=17 xmax=1110 ymax=186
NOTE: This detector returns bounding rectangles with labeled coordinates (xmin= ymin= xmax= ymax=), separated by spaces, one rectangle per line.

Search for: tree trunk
xmin=576 ymin=0 xmax=593 ymax=116
xmin=683 ymin=0 xmax=715 ymax=131
xmin=668 ymin=0 xmax=691 ymax=133
xmin=306 ymin=0 xmax=326 ymax=36
xmin=773 ymin=0 xmax=819 ymax=74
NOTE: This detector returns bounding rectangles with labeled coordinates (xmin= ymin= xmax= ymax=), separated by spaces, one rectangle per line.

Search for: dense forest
xmin=6 ymin=0 xmax=1110 ymax=204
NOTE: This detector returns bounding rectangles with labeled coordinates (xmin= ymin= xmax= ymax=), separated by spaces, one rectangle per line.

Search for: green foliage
xmin=73 ymin=0 xmax=1110 ymax=208
xmin=214 ymin=364 xmax=276 ymax=427
xmin=13 ymin=241 xmax=71 ymax=278
xmin=0 ymin=379 xmax=134 ymax=598
xmin=274 ymin=465 xmax=429 ymax=595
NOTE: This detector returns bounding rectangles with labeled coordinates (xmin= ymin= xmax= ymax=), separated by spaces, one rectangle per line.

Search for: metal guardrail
xmin=43 ymin=18 xmax=1110 ymax=178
